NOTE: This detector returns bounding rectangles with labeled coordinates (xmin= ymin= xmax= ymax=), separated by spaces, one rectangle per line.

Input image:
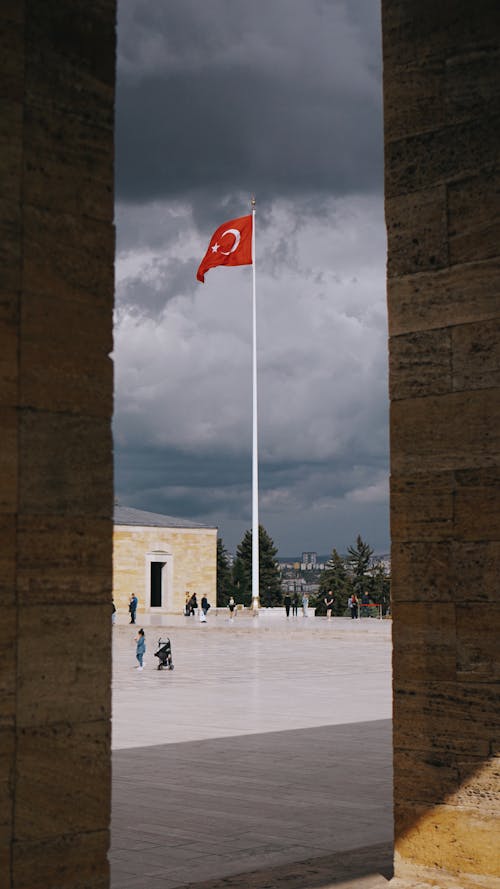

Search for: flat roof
xmin=114 ymin=505 xmax=217 ymax=530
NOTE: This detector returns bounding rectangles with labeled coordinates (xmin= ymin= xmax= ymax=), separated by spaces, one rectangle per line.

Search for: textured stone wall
xmin=113 ymin=526 xmax=218 ymax=614
xmin=383 ymin=2 xmax=500 ymax=887
xmin=1 ymin=3 xmax=116 ymax=887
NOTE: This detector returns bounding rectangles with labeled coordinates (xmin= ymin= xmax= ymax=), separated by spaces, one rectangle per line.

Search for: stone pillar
xmin=383 ymin=2 xmax=500 ymax=887
xmin=1 ymin=3 xmax=116 ymax=887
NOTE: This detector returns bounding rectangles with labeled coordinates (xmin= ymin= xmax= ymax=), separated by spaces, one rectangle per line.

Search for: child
xmin=135 ymin=628 xmax=146 ymax=670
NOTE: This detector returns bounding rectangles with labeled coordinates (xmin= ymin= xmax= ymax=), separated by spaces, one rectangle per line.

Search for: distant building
xmin=301 ymin=551 xmax=317 ymax=567
xmin=113 ymin=506 xmax=217 ymax=616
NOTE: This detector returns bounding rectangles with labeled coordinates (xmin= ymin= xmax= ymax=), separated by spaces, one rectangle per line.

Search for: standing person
xmin=189 ymin=592 xmax=198 ymax=616
xmin=228 ymin=596 xmax=236 ymax=620
xmin=349 ymin=593 xmax=359 ymax=619
xmin=302 ymin=591 xmax=309 ymax=617
xmin=135 ymin=628 xmax=146 ymax=670
xmin=324 ymin=590 xmax=335 ymax=620
xmin=112 ymin=601 xmax=116 ymax=625
xmin=283 ymin=593 xmax=291 ymax=619
xmin=200 ymin=595 xmax=210 ymax=622
xmin=292 ymin=592 xmax=299 ymax=617
xmin=129 ymin=593 xmax=138 ymax=624
xmin=184 ymin=591 xmax=191 ymax=616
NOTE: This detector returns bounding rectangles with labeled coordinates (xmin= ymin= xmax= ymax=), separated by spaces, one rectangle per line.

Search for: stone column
xmin=1 ymin=3 xmax=116 ymax=887
xmin=383 ymin=2 xmax=500 ymax=887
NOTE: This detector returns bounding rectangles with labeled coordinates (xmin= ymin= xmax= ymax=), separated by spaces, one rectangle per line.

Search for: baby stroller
xmin=154 ymin=637 xmax=174 ymax=671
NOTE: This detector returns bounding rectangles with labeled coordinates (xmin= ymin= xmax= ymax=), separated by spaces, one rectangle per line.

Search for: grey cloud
xmin=116 ymin=0 xmax=383 ymax=207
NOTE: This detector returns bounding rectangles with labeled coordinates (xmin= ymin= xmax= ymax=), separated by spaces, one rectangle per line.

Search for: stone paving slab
xmin=111 ymin=618 xmax=393 ymax=887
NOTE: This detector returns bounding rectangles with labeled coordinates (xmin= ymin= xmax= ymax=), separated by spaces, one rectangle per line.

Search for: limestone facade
xmin=383 ymin=2 xmax=500 ymax=887
xmin=113 ymin=506 xmax=217 ymax=616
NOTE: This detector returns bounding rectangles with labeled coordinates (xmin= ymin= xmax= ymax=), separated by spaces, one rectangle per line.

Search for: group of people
xmin=184 ymin=591 xmax=211 ymax=622
xmin=282 ymin=592 xmax=308 ymax=618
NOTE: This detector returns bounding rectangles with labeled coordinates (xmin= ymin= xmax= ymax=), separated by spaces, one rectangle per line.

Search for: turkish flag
xmin=196 ymin=214 xmax=253 ymax=282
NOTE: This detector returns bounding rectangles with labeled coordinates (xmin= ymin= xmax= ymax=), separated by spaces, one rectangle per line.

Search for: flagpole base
xmin=252 ymin=597 xmax=260 ymax=613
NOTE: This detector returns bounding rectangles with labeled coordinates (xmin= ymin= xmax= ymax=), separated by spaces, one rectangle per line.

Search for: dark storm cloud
xmin=115 ymin=0 xmax=383 ymax=208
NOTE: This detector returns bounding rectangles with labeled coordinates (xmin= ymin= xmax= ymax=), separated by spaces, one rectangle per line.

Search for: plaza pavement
xmin=111 ymin=610 xmax=393 ymax=888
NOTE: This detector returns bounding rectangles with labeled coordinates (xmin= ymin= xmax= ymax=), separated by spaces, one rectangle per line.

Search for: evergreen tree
xmin=346 ymin=534 xmax=374 ymax=595
xmin=317 ymin=548 xmax=351 ymax=614
xmin=235 ymin=525 xmax=281 ymax=606
xmin=216 ymin=537 xmax=233 ymax=606
xmin=232 ymin=556 xmax=251 ymax=606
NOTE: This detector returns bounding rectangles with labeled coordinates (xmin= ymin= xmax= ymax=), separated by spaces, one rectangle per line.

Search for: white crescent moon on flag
xmin=219 ymin=228 xmax=241 ymax=255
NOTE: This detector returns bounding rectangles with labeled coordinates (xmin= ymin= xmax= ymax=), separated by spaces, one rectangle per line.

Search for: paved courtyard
xmin=111 ymin=612 xmax=393 ymax=888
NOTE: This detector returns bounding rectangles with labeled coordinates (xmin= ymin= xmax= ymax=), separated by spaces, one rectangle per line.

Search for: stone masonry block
xmin=0 ymin=314 xmax=18 ymax=407
xmin=16 ymin=604 xmax=111 ymax=728
xmin=448 ymin=169 xmax=500 ymax=265
xmin=0 ymin=407 xmax=18 ymax=514
xmin=454 ymin=468 xmax=500 ymax=540
xmin=391 ymin=540 xmax=453 ymax=602
xmin=19 ymin=410 xmax=113 ymax=516
xmin=386 ymin=185 xmax=448 ymax=278
xmin=391 ymin=540 xmax=500 ymax=604
xmin=389 ymin=328 xmax=451 ymax=400
xmin=390 ymin=390 xmax=500 ymax=473
xmin=390 ymin=471 xmax=454 ymax=541
xmin=392 ymin=680 xmax=499 ymax=756
xmin=394 ymin=749 xmax=500 ymax=816
xmin=26 ymin=0 xmax=116 ymax=88
xmin=385 ymin=113 xmax=500 ymax=199
xmin=15 ymin=719 xmax=110 ymax=841
xmin=392 ymin=602 xmax=457 ymax=681
xmin=394 ymin=801 xmax=500 ymax=879
xmin=456 ymin=603 xmax=500 ymax=682
xmin=387 ymin=259 xmax=500 ymax=337
xmin=23 ymin=205 xmax=115 ymax=305
xmin=0 ymin=201 xmax=22 ymax=293
xmin=12 ymin=829 xmax=109 ymax=889
xmin=0 ymin=606 xmax=16 ymax=728
xmin=17 ymin=515 xmax=111 ymax=604
xmin=452 ymin=541 xmax=500 ymax=603
xmin=0 ymin=515 xmax=16 ymax=603
xmin=452 ymin=319 xmax=500 ymax=392
xmin=23 ymin=104 xmax=113 ymax=220
xmin=0 ymin=727 xmax=15 ymax=889
xmin=0 ymin=100 xmax=23 ymax=205
xmin=383 ymin=58 xmax=444 ymax=144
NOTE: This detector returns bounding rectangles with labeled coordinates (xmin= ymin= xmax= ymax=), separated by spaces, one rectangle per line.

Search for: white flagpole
xmin=251 ymin=196 xmax=260 ymax=611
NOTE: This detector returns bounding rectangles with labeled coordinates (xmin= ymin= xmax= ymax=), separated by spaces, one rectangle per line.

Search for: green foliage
xmin=235 ymin=525 xmax=281 ymax=605
xmin=216 ymin=537 xmax=233 ymax=606
xmin=346 ymin=535 xmax=374 ymax=594
xmin=316 ymin=548 xmax=351 ymax=615
xmin=232 ymin=556 xmax=251 ymax=606
xmin=367 ymin=561 xmax=391 ymax=614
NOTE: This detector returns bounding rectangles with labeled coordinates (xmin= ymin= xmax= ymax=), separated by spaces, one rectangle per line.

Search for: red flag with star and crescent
xmin=196 ymin=214 xmax=253 ymax=282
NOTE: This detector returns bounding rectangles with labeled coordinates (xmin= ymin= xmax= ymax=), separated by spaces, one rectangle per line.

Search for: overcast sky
xmin=114 ymin=0 xmax=389 ymax=557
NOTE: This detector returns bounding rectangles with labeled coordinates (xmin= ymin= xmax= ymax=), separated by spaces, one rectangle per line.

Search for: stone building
xmin=113 ymin=506 xmax=217 ymax=616
xmin=2 ymin=2 xmax=498 ymax=888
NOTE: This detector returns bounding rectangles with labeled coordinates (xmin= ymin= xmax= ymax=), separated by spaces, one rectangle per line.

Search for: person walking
xmin=283 ymin=593 xmax=291 ymax=619
xmin=200 ymin=595 xmax=210 ymax=622
xmin=292 ymin=593 xmax=299 ymax=617
xmin=324 ymin=590 xmax=334 ymax=620
xmin=302 ymin=591 xmax=309 ymax=617
xmin=129 ymin=593 xmax=138 ymax=624
xmin=135 ymin=628 xmax=146 ymax=670
xmin=189 ymin=592 xmax=198 ymax=616
xmin=228 ymin=596 xmax=236 ymax=620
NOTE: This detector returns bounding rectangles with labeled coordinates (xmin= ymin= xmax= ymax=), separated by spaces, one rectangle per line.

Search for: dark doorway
xmin=150 ymin=561 xmax=165 ymax=607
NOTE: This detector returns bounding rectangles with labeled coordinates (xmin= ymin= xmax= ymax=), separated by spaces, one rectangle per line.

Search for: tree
xmin=232 ymin=556 xmax=251 ymax=606
xmin=316 ymin=548 xmax=351 ymax=614
xmin=235 ymin=525 xmax=281 ymax=605
xmin=346 ymin=534 xmax=374 ymax=595
xmin=368 ymin=561 xmax=391 ymax=615
xmin=216 ymin=537 xmax=233 ymax=606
